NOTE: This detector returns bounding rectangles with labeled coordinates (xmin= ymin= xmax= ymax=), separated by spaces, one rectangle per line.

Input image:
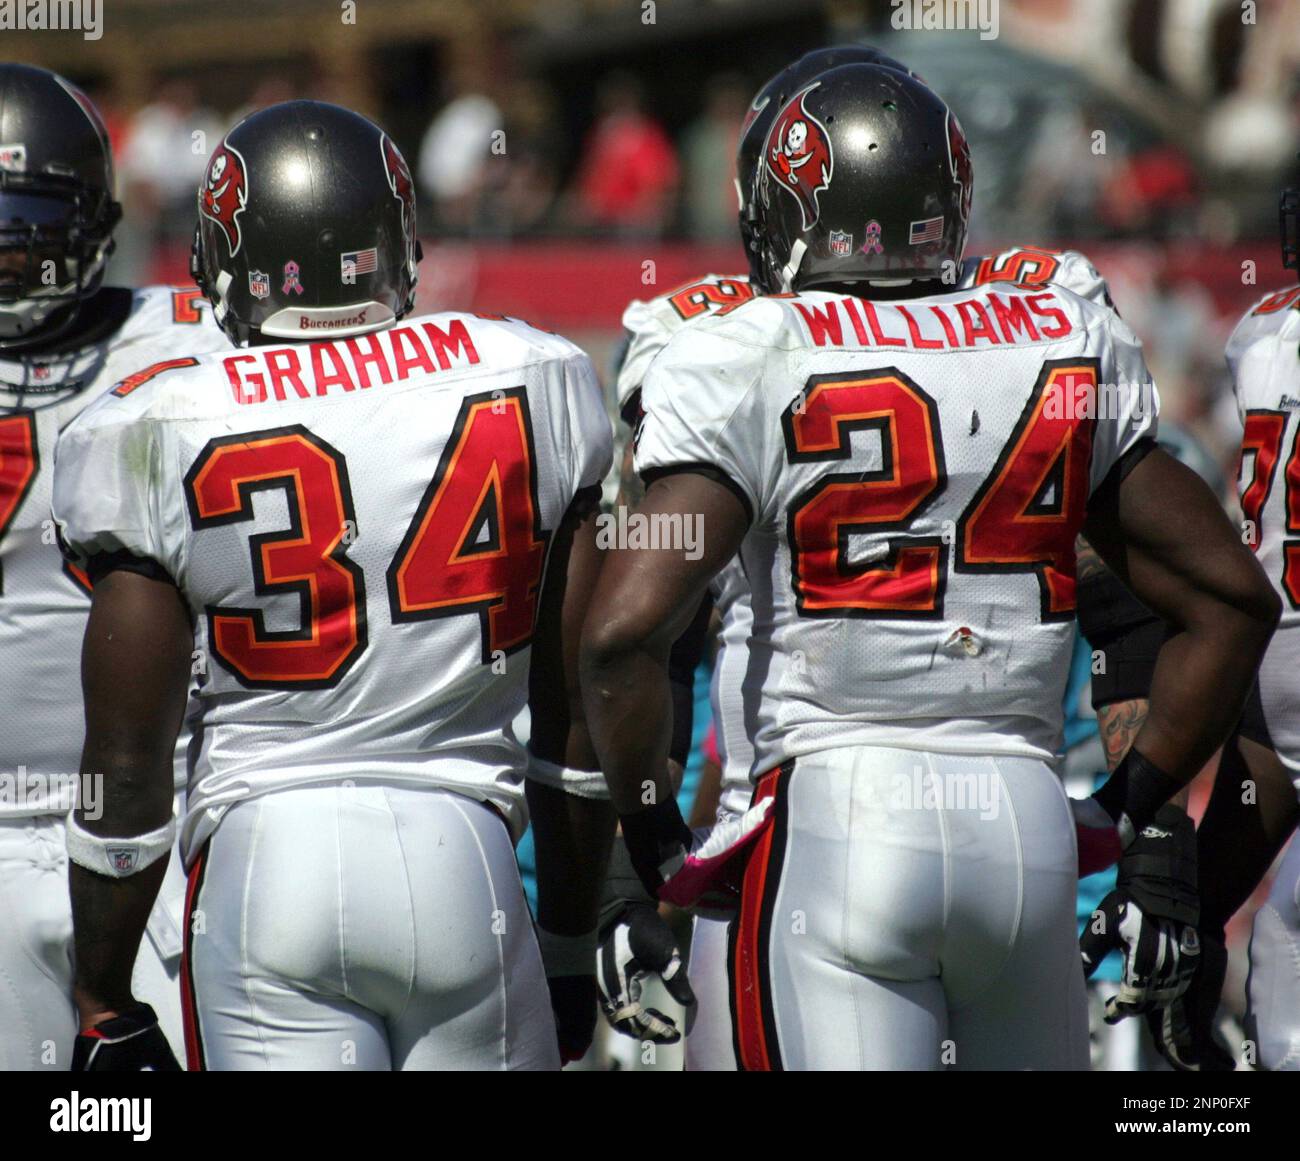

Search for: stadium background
xmin=8 ymin=0 xmax=1300 ymax=1067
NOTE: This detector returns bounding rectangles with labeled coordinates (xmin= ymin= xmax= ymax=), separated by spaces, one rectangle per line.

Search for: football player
xmin=598 ymin=45 xmax=915 ymax=1066
xmin=581 ymin=63 xmax=1278 ymax=1069
xmin=0 ymin=63 xmax=228 ymax=1070
xmin=51 ymin=101 xmax=615 ymax=1070
xmin=1157 ymin=183 xmax=1300 ymax=1071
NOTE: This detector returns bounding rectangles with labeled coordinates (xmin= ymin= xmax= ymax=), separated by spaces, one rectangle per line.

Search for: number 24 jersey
xmin=635 ymin=282 xmax=1158 ymax=770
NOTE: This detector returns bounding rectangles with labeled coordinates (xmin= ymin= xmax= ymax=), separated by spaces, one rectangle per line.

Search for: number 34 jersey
xmin=52 ymin=312 xmax=612 ymax=862
xmin=635 ymin=282 xmax=1158 ymax=770
xmin=0 ymin=286 xmax=226 ymax=817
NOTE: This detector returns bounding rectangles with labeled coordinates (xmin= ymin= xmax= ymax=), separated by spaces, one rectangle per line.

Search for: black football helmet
xmin=192 ymin=100 xmax=420 ymax=346
xmin=737 ymin=45 xmax=918 ymax=287
xmin=745 ymin=63 xmax=972 ymax=293
xmin=0 ymin=64 xmax=121 ymax=349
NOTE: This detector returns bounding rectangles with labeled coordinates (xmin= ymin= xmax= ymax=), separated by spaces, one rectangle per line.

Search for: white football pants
xmin=0 ymin=813 xmax=186 ymax=1069
xmin=1247 ymin=830 xmax=1300 ymax=1071
xmin=725 ymin=746 xmax=1089 ymax=1070
xmin=181 ymin=783 xmax=557 ymax=1071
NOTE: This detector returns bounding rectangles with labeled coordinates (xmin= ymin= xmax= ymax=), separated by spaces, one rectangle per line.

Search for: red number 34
xmin=183 ymin=388 xmax=547 ymax=689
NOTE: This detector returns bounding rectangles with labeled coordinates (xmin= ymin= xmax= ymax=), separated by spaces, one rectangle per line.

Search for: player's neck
xmin=819 ymin=280 xmax=945 ymax=302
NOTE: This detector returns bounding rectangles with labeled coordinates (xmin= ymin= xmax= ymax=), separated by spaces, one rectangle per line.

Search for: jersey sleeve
xmin=633 ymin=317 xmax=773 ymax=522
xmin=562 ymin=352 xmax=614 ymax=496
xmin=1224 ymin=292 xmax=1297 ymax=425
xmin=1087 ymin=308 xmax=1160 ymax=495
xmin=1051 ymin=250 xmax=1115 ymax=311
xmin=52 ymin=402 xmax=179 ymax=581
xmin=614 ymin=297 xmax=674 ymax=422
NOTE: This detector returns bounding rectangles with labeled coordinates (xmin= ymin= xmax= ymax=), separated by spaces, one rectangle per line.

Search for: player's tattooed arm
xmin=1098 ymin=697 xmax=1189 ymax=807
xmin=582 ymin=470 xmax=748 ymax=816
xmin=1098 ymin=698 xmax=1149 ymax=773
xmin=1083 ymin=446 xmax=1280 ymax=788
xmin=70 ymin=569 xmax=192 ymax=1030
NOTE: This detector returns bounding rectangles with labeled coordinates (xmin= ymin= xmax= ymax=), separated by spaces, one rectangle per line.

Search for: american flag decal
xmin=341 ymin=248 xmax=378 ymax=278
xmin=909 ymin=216 xmax=944 ymax=245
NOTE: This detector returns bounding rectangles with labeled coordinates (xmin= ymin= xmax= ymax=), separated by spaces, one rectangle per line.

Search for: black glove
xmin=1080 ymin=804 xmax=1201 ymax=1022
xmin=597 ymin=836 xmax=696 ymax=1044
xmin=536 ymin=927 xmax=599 ymax=1065
xmin=619 ymin=797 xmax=693 ymax=899
xmin=546 ymin=975 xmax=598 ymax=1065
xmin=1147 ymin=928 xmax=1236 ymax=1071
xmin=72 ymin=1002 xmax=181 ymax=1071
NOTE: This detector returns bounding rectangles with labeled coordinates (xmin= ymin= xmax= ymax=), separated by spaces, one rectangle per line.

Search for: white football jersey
xmin=52 ymin=312 xmax=612 ymax=862
xmin=624 ymin=251 xmax=1118 ymax=812
xmin=615 ymin=274 xmax=753 ymax=421
xmin=636 ymin=282 xmax=1158 ymax=772
xmin=1227 ymin=283 xmax=1300 ymax=787
xmin=0 ymin=286 xmax=225 ymax=817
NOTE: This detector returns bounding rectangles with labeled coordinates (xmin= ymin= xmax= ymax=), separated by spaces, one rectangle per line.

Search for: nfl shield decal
xmin=248 ymin=270 xmax=270 ymax=299
xmin=829 ymin=230 xmax=853 ymax=257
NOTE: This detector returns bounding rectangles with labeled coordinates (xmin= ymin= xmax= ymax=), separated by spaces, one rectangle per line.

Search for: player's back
xmin=53 ymin=311 xmax=610 ymax=858
xmin=635 ymin=280 xmax=1157 ymax=770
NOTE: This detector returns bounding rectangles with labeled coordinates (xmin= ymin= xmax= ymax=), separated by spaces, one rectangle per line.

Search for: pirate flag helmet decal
xmin=199 ymin=141 xmax=249 ymax=257
xmin=762 ymin=83 xmax=833 ymax=232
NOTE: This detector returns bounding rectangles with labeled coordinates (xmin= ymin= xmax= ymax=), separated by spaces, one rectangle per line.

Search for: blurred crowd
xmin=86 ymin=22 xmax=1300 ymax=250
xmin=76 ymin=10 xmax=1300 ymax=492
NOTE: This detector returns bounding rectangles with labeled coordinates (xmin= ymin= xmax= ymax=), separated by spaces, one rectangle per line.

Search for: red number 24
xmin=783 ymin=360 xmax=1098 ymax=621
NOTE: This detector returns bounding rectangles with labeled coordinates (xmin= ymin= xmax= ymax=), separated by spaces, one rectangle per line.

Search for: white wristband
xmin=525 ymin=751 xmax=610 ymax=800
xmin=536 ymin=926 xmax=597 ymax=978
xmin=66 ymin=811 xmax=176 ymax=878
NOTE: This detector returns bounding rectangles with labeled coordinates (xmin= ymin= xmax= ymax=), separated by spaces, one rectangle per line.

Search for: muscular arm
xmin=1083 ymin=447 xmax=1280 ymax=787
xmin=581 ymin=471 xmax=748 ymax=816
xmin=528 ymin=486 xmax=615 ymax=937
xmin=71 ymin=569 xmax=192 ymax=1029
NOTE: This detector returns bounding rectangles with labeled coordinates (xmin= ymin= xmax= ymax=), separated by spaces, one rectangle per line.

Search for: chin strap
xmin=779 ymin=238 xmax=807 ymax=292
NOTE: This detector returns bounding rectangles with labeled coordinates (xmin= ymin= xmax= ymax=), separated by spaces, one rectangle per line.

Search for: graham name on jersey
xmin=793 ymin=289 xmax=1074 ymax=350
xmin=224 ymin=316 xmax=481 ymax=405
